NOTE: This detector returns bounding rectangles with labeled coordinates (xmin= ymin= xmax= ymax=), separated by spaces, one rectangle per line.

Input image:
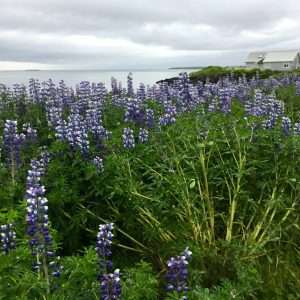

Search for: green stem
xmin=10 ymin=139 xmax=16 ymax=186
xmin=77 ymin=203 xmax=152 ymax=252
xmin=225 ymin=128 xmax=246 ymax=241
xmin=41 ymin=251 xmax=50 ymax=296
xmin=199 ymin=148 xmax=215 ymax=242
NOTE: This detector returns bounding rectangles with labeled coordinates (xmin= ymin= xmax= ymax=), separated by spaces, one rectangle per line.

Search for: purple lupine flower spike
xmin=138 ymin=128 xmax=149 ymax=143
xmin=122 ymin=128 xmax=135 ymax=149
xmin=166 ymin=247 xmax=192 ymax=299
xmin=96 ymin=223 xmax=122 ymax=299
xmin=294 ymin=123 xmax=300 ymax=135
xmin=100 ymin=269 xmax=122 ymax=300
xmin=0 ymin=223 xmax=16 ymax=254
xmin=127 ymin=72 xmax=134 ymax=98
xmin=25 ymin=155 xmax=60 ymax=277
xmin=96 ymin=223 xmax=114 ymax=273
xmin=282 ymin=117 xmax=291 ymax=136
xmin=4 ymin=120 xmax=21 ymax=170
xmin=93 ymin=156 xmax=104 ymax=173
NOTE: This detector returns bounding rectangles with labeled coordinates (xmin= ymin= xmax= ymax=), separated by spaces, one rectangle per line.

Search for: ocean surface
xmin=0 ymin=69 xmax=200 ymax=89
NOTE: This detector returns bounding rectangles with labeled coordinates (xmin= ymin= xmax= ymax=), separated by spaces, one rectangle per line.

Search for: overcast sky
xmin=0 ymin=0 xmax=300 ymax=70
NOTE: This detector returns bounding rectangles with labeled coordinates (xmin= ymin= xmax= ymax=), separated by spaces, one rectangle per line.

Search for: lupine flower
xmin=26 ymin=176 xmax=53 ymax=257
xmin=122 ymin=128 xmax=135 ymax=149
xmin=100 ymin=269 xmax=122 ymax=300
xmin=145 ymin=108 xmax=155 ymax=128
xmin=208 ymin=96 xmax=219 ymax=113
xmin=58 ymin=80 xmax=71 ymax=108
xmin=96 ymin=223 xmax=114 ymax=272
xmin=24 ymin=126 xmax=38 ymax=145
xmin=158 ymin=114 xmax=176 ymax=128
xmin=118 ymin=81 xmax=123 ymax=94
xmin=218 ymin=88 xmax=231 ymax=114
xmin=42 ymin=80 xmax=62 ymax=127
xmin=164 ymin=101 xmax=177 ymax=117
xmin=294 ymin=123 xmax=300 ymax=135
xmin=66 ymin=109 xmax=89 ymax=155
xmin=48 ymin=99 xmax=63 ymax=128
xmin=124 ymin=97 xmax=144 ymax=125
xmin=282 ymin=117 xmax=291 ymax=136
xmin=0 ymin=223 xmax=16 ymax=254
xmin=77 ymin=81 xmax=92 ymax=114
xmin=262 ymin=119 xmax=272 ymax=130
xmin=55 ymin=119 xmax=68 ymax=142
xmin=137 ymin=83 xmax=146 ymax=102
xmin=13 ymin=83 xmax=27 ymax=113
xmin=49 ymin=256 xmax=62 ymax=277
xmin=127 ymin=72 xmax=134 ymax=98
xmin=93 ymin=156 xmax=104 ymax=173
xmin=29 ymin=78 xmax=41 ymax=103
xmin=282 ymin=74 xmax=290 ymax=86
xmin=92 ymin=82 xmax=107 ymax=106
xmin=166 ymin=247 xmax=192 ymax=299
xmin=178 ymin=72 xmax=193 ymax=111
xmin=96 ymin=224 xmax=122 ymax=300
xmin=111 ymin=77 xmax=119 ymax=95
xmin=138 ymin=128 xmax=149 ymax=143
xmin=159 ymin=82 xmax=172 ymax=102
xmin=146 ymin=85 xmax=156 ymax=100
xmin=4 ymin=120 xmax=21 ymax=169
xmin=25 ymin=156 xmax=60 ymax=276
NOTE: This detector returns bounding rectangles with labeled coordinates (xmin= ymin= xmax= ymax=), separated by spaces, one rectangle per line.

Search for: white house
xmin=245 ymin=51 xmax=300 ymax=71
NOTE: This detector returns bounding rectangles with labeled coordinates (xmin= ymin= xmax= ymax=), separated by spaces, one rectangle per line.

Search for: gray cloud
xmin=0 ymin=0 xmax=299 ymax=69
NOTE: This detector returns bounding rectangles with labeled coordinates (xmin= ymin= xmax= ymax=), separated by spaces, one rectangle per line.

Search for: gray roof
xmin=245 ymin=52 xmax=267 ymax=63
xmin=263 ymin=51 xmax=299 ymax=62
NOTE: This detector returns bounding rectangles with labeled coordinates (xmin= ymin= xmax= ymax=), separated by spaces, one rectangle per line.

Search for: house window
xmin=283 ymin=63 xmax=289 ymax=68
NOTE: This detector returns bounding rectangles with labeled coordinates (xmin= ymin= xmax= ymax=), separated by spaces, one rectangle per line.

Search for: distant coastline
xmin=170 ymin=67 xmax=203 ymax=70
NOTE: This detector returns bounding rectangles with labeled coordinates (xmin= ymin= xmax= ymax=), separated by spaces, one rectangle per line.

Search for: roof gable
xmin=245 ymin=52 xmax=267 ymax=63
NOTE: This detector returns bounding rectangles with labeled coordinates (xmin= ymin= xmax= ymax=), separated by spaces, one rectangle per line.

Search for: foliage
xmin=0 ymin=71 xmax=299 ymax=299
xmin=122 ymin=261 xmax=159 ymax=300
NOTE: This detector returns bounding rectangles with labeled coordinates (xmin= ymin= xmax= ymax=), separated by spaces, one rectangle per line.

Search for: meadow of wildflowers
xmin=0 ymin=69 xmax=299 ymax=299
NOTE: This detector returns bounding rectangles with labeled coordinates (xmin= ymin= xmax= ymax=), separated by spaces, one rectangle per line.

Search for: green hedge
xmin=189 ymin=66 xmax=286 ymax=83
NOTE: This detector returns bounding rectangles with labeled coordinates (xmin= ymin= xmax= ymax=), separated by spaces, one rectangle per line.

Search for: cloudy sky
xmin=0 ymin=0 xmax=300 ymax=70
